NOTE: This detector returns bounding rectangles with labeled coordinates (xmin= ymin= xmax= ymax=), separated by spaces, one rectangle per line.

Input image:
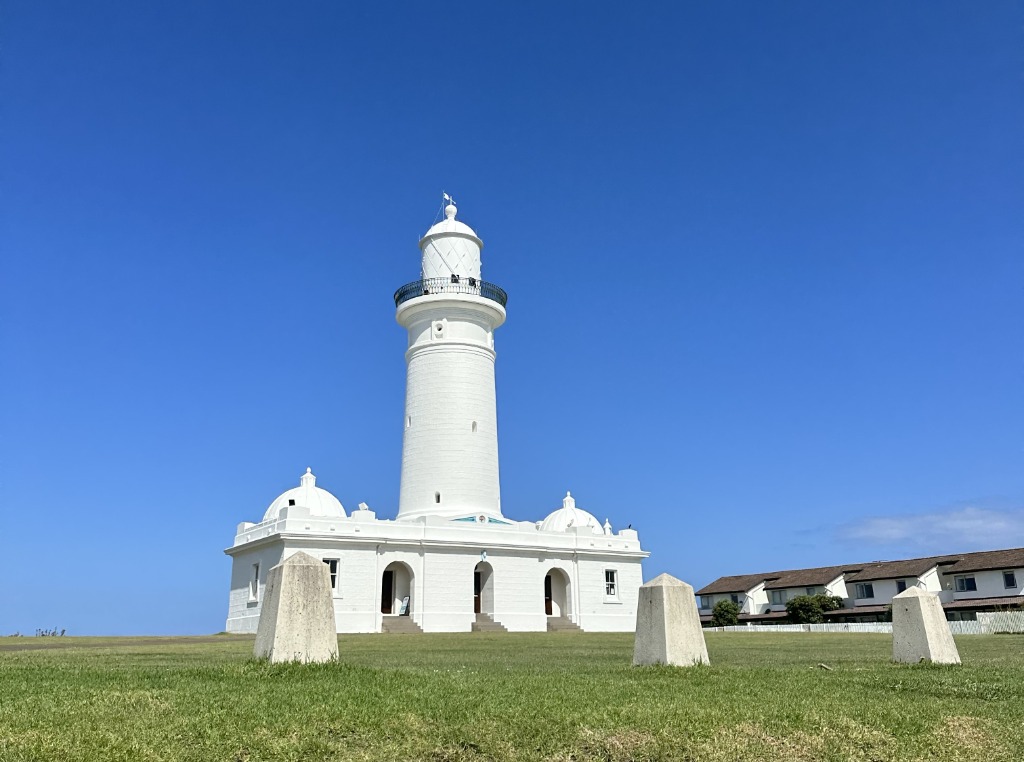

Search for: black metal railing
xmin=393 ymin=276 xmax=508 ymax=308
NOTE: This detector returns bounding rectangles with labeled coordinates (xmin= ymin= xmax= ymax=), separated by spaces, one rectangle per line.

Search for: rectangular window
xmin=1004 ymin=571 xmax=1017 ymax=589
xmin=770 ymin=590 xmax=785 ymax=605
xmin=730 ymin=593 xmax=741 ymax=605
xmin=955 ymin=575 xmax=977 ymax=592
xmin=855 ymin=583 xmax=874 ymax=599
xmin=249 ymin=563 xmax=260 ymax=602
xmin=699 ymin=595 xmax=713 ymax=610
xmin=605 ymin=570 xmax=618 ymax=597
xmin=896 ymin=579 xmax=907 ymax=593
xmin=805 ymin=587 xmax=819 ymax=596
xmin=324 ymin=559 xmax=339 ymax=593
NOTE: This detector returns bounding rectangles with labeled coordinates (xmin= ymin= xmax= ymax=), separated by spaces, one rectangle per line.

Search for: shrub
xmin=711 ymin=600 xmax=741 ymax=627
xmin=785 ymin=594 xmax=844 ymax=624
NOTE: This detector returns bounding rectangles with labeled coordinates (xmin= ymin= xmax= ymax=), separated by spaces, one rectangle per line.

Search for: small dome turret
xmin=262 ymin=468 xmax=346 ymax=522
xmin=539 ymin=491 xmax=604 ymax=535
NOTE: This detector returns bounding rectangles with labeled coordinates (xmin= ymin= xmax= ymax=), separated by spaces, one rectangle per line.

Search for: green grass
xmin=2 ymin=632 xmax=1023 ymax=761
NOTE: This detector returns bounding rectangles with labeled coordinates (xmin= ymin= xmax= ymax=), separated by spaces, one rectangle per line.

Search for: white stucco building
xmin=225 ymin=201 xmax=648 ymax=633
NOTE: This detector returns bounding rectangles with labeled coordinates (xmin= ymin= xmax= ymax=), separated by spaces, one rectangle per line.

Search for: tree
xmin=785 ymin=594 xmax=844 ymax=624
xmin=711 ymin=599 xmax=741 ymax=627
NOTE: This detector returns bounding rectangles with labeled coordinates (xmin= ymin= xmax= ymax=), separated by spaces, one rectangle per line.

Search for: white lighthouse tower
xmin=393 ymin=200 xmax=507 ymax=521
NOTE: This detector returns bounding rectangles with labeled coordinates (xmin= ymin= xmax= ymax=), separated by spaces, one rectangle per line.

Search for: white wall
xmin=941 ymin=567 xmax=1024 ymax=600
xmin=225 ymin=519 xmax=647 ymax=633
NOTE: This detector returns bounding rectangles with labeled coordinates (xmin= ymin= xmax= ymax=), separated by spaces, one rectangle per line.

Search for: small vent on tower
xmin=288 ymin=499 xmax=296 ymax=506
xmin=406 ymin=416 xmax=411 ymax=429
xmin=435 ymin=492 xmax=441 ymax=504
xmin=472 ymin=421 xmax=477 ymax=433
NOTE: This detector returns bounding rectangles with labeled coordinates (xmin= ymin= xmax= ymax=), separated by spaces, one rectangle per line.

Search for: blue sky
xmin=2 ymin=2 xmax=1022 ymax=635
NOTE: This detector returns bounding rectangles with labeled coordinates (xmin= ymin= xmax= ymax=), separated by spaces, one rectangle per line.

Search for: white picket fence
xmin=705 ymin=621 xmax=997 ymax=635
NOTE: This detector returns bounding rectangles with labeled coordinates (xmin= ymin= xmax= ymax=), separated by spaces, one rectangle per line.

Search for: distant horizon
xmin=3 ymin=2 xmax=1022 ymax=635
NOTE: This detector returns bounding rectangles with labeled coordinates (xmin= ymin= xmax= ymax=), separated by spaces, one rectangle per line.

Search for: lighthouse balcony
xmin=394 ymin=276 xmax=508 ymax=308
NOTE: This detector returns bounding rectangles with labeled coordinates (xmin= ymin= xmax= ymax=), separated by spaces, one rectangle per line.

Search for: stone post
xmin=891 ymin=586 xmax=960 ymax=665
xmin=254 ymin=551 xmax=338 ymax=663
xmin=633 ymin=573 xmax=710 ymax=667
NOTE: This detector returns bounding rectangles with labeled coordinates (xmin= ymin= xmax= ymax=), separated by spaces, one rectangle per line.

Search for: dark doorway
xmin=544 ymin=574 xmax=553 ymax=616
xmin=381 ymin=570 xmax=394 ymax=614
xmin=474 ymin=571 xmax=482 ymax=614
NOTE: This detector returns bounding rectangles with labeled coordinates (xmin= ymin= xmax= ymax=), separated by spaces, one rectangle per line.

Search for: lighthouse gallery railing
xmin=394 ymin=277 xmax=508 ymax=308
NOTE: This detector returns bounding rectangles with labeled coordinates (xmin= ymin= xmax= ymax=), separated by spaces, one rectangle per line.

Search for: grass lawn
xmin=1 ymin=632 xmax=1023 ymax=761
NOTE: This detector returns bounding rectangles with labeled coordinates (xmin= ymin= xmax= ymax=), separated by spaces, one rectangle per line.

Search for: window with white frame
xmin=699 ymin=595 xmax=713 ymax=610
xmin=954 ymin=575 xmax=977 ymax=592
xmin=855 ymin=582 xmax=874 ymax=599
xmin=324 ymin=559 xmax=340 ymax=594
xmin=770 ymin=590 xmax=785 ymax=605
xmin=895 ymin=579 xmax=908 ymax=593
xmin=1004 ymin=571 xmax=1018 ymax=589
xmin=249 ymin=563 xmax=260 ymax=602
xmin=730 ymin=593 xmax=742 ymax=605
xmin=605 ymin=570 xmax=618 ymax=597
xmin=805 ymin=587 xmax=820 ymax=596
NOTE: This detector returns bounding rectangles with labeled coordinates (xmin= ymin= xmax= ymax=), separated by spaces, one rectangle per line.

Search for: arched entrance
xmin=544 ymin=568 xmax=571 ymax=617
xmin=474 ymin=562 xmax=494 ymax=615
xmin=381 ymin=562 xmax=413 ymax=616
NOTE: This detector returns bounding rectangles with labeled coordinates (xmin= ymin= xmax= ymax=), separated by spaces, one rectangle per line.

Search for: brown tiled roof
xmin=844 ymin=555 xmax=958 ymax=582
xmin=696 ymin=573 xmax=780 ymax=595
xmin=763 ymin=565 xmax=863 ymax=591
xmin=942 ymin=595 xmax=1024 ymax=610
xmin=944 ymin=548 xmax=1024 ymax=574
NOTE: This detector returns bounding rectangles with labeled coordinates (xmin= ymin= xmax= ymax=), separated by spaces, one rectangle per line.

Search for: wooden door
xmin=381 ymin=570 xmax=394 ymax=614
xmin=544 ymin=574 xmax=553 ymax=616
xmin=474 ymin=571 xmax=482 ymax=614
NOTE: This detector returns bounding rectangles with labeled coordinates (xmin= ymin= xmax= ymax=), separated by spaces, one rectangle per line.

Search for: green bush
xmin=711 ymin=599 xmax=741 ymax=627
xmin=785 ymin=594 xmax=844 ymax=624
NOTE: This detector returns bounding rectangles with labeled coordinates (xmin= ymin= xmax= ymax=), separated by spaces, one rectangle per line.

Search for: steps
xmin=547 ymin=616 xmax=583 ymax=633
xmin=471 ymin=613 xmax=508 ymax=633
xmin=381 ymin=616 xmax=423 ymax=634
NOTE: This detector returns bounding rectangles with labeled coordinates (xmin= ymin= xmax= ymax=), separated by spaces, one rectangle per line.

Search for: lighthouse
xmin=393 ymin=201 xmax=507 ymax=521
xmin=225 ymin=197 xmax=647 ymax=635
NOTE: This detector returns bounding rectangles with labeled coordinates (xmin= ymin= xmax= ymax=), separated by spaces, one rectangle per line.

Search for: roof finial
xmin=563 ymin=491 xmax=575 ymax=509
xmin=443 ymin=191 xmax=457 ymax=220
xmin=300 ymin=467 xmax=315 ymax=487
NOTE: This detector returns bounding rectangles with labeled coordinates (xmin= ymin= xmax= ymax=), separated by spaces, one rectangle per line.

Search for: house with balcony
xmin=695 ymin=573 xmax=775 ymax=623
xmin=937 ymin=548 xmax=1024 ymax=620
xmin=696 ymin=546 xmax=1024 ymax=625
xmin=762 ymin=565 xmax=862 ymax=615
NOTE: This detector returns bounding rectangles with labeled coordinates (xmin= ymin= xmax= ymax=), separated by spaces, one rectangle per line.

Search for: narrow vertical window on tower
xmin=435 ymin=492 xmax=441 ymax=504
xmin=249 ymin=563 xmax=260 ymax=602
xmin=471 ymin=421 xmax=477 ymax=433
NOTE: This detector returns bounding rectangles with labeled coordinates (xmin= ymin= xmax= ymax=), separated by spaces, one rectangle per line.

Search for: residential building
xmin=696 ymin=547 xmax=1024 ymax=625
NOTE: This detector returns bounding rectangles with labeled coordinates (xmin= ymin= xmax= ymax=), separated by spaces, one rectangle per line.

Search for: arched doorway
xmin=381 ymin=562 xmax=413 ymax=616
xmin=544 ymin=568 xmax=571 ymax=617
xmin=474 ymin=562 xmax=494 ymax=615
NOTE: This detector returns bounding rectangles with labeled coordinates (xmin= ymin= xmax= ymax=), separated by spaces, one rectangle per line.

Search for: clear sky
xmin=2 ymin=2 xmax=1022 ymax=635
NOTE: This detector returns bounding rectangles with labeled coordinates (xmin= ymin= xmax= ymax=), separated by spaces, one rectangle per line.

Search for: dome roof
xmin=262 ymin=468 xmax=346 ymax=522
xmin=420 ymin=203 xmax=482 ymax=246
xmin=540 ymin=492 xmax=604 ymax=535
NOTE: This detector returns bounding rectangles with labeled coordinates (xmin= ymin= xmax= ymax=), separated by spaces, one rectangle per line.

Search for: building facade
xmin=225 ymin=202 xmax=648 ymax=633
xmin=696 ymin=547 xmax=1024 ymax=624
